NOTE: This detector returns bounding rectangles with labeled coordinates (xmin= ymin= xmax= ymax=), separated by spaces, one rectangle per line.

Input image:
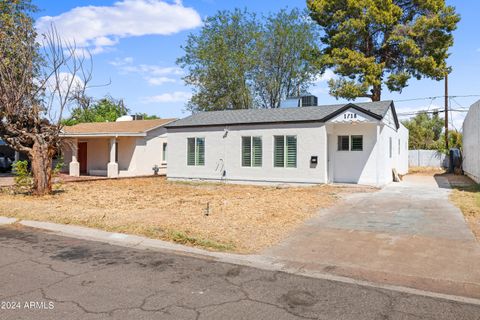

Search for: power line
xmin=397 ymin=109 xmax=468 ymax=116
xmin=394 ymin=94 xmax=480 ymax=103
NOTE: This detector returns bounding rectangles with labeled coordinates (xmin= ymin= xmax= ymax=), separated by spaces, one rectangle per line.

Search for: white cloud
xmin=110 ymin=57 xmax=182 ymax=86
xmin=109 ymin=57 xmax=134 ymax=67
xmin=36 ymin=0 xmax=202 ymax=54
xmin=142 ymin=91 xmax=192 ymax=103
xmin=314 ymin=69 xmax=336 ymax=83
xmin=45 ymin=72 xmax=84 ymax=96
xmin=123 ymin=65 xmax=183 ymax=77
xmin=147 ymin=77 xmax=177 ymax=85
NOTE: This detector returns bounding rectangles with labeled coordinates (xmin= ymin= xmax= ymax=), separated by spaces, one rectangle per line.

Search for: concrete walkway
xmin=263 ymin=174 xmax=480 ymax=299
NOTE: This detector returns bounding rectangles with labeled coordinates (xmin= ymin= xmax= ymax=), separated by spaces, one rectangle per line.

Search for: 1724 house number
xmin=343 ymin=113 xmax=357 ymax=120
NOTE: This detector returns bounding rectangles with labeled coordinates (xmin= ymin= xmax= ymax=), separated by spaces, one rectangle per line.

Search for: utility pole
xmin=444 ymin=73 xmax=449 ymax=150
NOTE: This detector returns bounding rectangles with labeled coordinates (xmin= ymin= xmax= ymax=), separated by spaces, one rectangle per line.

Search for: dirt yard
xmin=0 ymin=177 xmax=372 ymax=253
xmin=448 ymin=174 xmax=480 ymax=240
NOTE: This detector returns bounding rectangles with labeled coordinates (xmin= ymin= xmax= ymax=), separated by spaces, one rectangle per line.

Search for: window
xmin=389 ymin=137 xmax=393 ymax=158
xmin=274 ymin=135 xmax=297 ymax=168
xmin=338 ymin=135 xmax=363 ymax=151
xmin=242 ymin=136 xmax=262 ymax=167
xmin=187 ymin=137 xmax=205 ymax=166
xmin=398 ymin=139 xmax=401 ymax=155
xmin=162 ymin=142 xmax=167 ymax=163
xmin=351 ymin=136 xmax=363 ymax=151
xmin=338 ymin=136 xmax=349 ymax=151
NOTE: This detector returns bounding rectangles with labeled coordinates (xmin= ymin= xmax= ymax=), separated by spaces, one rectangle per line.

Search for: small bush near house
xmin=12 ymin=160 xmax=32 ymax=193
xmin=52 ymin=157 xmax=65 ymax=191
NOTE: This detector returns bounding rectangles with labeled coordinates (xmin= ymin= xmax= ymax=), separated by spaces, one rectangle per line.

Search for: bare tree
xmin=0 ymin=2 xmax=92 ymax=195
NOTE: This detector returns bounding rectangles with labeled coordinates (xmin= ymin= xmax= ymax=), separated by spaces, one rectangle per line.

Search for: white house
xmin=462 ymin=100 xmax=480 ymax=183
xmin=61 ymin=118 xmax=176 ymax=177
xmin=165 ymin=101 xmax=409 ymax=186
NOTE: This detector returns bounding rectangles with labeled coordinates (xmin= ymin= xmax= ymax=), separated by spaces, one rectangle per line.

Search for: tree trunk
xmin=30 ymin=140 xmax=54 ymax=196
xmin=371 ymin=85 xmax=381 ymax=101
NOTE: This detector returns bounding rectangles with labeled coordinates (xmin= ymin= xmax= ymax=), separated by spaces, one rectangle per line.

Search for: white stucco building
xmin=462 ymin=100 xmax=480 ymax=183
xmin=165 ymin=101 xmax=408 ymax=186
xmin=61 ymin=118 xmax=176 ymax=177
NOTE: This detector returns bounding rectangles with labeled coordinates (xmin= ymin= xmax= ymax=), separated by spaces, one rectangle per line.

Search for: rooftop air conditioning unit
xmin=301 ymin=95 xmax=318 ymax=107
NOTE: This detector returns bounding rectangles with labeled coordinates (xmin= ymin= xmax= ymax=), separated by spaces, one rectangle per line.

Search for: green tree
xmin=402 ymin=112 xmax=444 ymax=149
xmin=177 ymin=8 xmax=320 ymax=111
xmin=253 ymin=9 xmax=319 ymax=108
xmin=134 ymin=113 xmax=159 ymax=120
xmin=63 ymin=97 xmax=129 ymax=125
xmin=436 ymin=130 xmax=462 ymax=154
xmin=178 ymin=9 xmax=260 ymax=111
xmin=307 ymin=0 xmax=460 ymax=101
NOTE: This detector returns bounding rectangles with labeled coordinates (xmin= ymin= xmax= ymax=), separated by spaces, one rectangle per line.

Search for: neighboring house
xmin=165 ymin=101 xmax=408 ymax=186
xmin=462 ymin=100 xmax=480 ymax=183
xmin=0 ymin=139 xmax=20 ymax=161
xmin=61 ymin=118 xmax=176 ymax=177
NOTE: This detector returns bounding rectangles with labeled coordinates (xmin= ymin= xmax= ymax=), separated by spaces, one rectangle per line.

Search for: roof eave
xmin=165 ymin=119 xmax=328 ymax=129
xmin=60 ymin=132 xmax=147 ymax=138
xmin=144 ymin=119 xmax=178 ymax=132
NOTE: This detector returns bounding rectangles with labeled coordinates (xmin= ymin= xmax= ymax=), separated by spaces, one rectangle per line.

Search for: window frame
xmin=350 ymin=135 xmax=363 ymax=151
xmin=162 ymin=142 xmax=168 ymax=163
xmin=389 ymin=137 xmax=393 ymax=158
xmin=241 ymin=136 xmax=262 ymax=168
xmin=186 ymin=137 xmax=205 ymax=166
xmin=337 ymin=135 xmax=350 ymax=151
xmin=273 ymin=135 xmax=297 ymax=168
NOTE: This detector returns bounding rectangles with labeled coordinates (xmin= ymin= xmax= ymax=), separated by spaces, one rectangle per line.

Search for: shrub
xmin=12 ymin=160 xmax=32 ymax=192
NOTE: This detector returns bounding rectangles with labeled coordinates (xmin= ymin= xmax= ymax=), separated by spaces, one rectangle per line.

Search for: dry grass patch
xmin=409 ymin=166 xmax=446 ymax=175
xmin=450 ymin=182 xmax=480 ymax=240
xmin=0 ymin=177 xmax=372 ymax=253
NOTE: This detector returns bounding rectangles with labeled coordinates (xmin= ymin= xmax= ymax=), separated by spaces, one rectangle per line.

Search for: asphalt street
xmin=0 ymin=225 xmax=479 ymax=320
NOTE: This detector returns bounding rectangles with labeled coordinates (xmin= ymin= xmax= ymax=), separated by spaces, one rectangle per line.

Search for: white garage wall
xmin=167 ymin=122 xmax=328 ymax=184
xmin=463 ymin=100 xmax=480 ymax=183
xmin=327 ymin=122 xmax=379 ymax=185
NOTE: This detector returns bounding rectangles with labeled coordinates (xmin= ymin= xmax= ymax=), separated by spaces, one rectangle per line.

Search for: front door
xmin=78 ymin=142 xmax=87 ymax=175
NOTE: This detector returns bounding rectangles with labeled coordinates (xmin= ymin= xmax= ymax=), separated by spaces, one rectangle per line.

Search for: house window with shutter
xmin=242 ymin=136 xmax=262 ymax=167
xmin=351 ymin=136 xmax=363 ymax=151
xmin=187 ymin=137 xmax=205 ymax=166
xmin=274 ymin=135 xmax=297 ymax=168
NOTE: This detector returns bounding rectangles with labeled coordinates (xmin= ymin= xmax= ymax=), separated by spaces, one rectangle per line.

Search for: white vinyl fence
xmin=409 ymin=150 xmax=447 ymax=168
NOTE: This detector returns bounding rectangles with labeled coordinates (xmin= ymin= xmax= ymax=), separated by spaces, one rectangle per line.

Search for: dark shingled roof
xmin=166 ymin=101 xmax=398 ymax=128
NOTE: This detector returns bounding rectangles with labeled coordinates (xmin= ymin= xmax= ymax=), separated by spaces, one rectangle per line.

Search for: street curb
xmin=0 ymin=217 xmax=17 ymax=225
xmin=6 ymin=218 xmax=480 ymax=306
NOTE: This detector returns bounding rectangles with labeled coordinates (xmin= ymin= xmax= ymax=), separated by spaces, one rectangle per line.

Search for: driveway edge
xmin=3 ymin=218 xmax=477 ymax=306
xmin=0 ymin=216 xmax=17 ymax=225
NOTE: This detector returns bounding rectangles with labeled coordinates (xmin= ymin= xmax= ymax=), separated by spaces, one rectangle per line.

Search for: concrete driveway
xmin=263 ymin=174 xmax=480 ymax=299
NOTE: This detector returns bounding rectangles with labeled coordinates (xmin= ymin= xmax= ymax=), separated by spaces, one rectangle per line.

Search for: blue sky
xmin=33 ymin=0 xmax=480 ymax=129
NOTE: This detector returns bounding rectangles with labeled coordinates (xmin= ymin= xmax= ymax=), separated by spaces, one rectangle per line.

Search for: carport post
xmin=107 ymin=137 xmax=119 ymax=178
xmin=69 ymin=140 xmax=80 ymax=177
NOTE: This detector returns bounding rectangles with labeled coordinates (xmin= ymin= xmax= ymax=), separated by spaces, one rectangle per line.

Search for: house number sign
xmin=343 ymin=112 xmax=357 ymax=120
